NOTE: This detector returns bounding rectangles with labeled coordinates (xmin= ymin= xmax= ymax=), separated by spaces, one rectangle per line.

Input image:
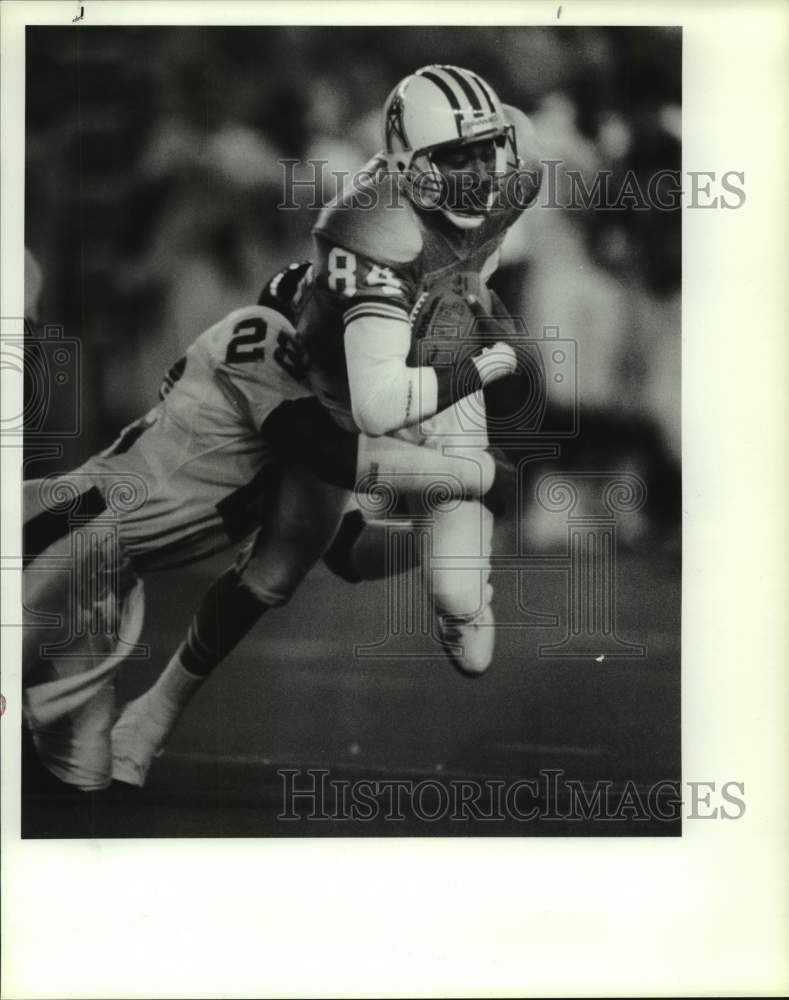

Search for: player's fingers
xmin=464 ymin=293 xmax=486 ymax=317
xmin=464 ymin=294 xmax=510 ymax=337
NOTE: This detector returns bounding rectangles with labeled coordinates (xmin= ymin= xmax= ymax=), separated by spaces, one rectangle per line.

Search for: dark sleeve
xmin=257 ymin=261 xmax=313 ymax=323
xmin=260 ymin=397 xmax=359 ymax=490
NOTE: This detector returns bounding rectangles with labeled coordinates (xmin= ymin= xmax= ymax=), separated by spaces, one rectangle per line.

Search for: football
xmin=407 ymin=274 xmax=500 ymax=368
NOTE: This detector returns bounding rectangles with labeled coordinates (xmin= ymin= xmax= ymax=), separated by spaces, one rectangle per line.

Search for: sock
xmin=179 ymin=566 xmax=270 ymax=676
xmin=139 ymin=568 xmax=269 ymax=728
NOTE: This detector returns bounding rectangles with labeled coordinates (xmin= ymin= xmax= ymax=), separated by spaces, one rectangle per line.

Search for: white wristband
xmin=472 ymin=341 xmax=518 ymax=386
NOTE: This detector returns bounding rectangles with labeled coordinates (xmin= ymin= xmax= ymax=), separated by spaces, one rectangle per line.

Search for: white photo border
xmin=2 ymin=2 xmax=788 ymax=997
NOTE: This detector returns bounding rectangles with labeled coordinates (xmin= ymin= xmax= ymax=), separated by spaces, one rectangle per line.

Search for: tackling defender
xmin=23 ymin=299 xmax=511 ymax=791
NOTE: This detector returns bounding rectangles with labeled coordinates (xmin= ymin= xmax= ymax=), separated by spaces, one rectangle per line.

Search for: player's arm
xmin=344 ymin=302 xmax=518 ymax=437
xmin=211 ymin=306 xmax=506 ymax=508
xmin=260 ymin=396 xmax=509 ymax=516
xmin=317 ymin=241 xmax=517 ymax=437
xmin=257 ymin=260 xmax=313 ymax=324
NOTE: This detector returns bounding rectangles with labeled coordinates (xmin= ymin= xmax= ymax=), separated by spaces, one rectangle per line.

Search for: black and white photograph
xmin=1 ymin=2 xmax=787 ymax=997
xmin=18 ymin=22 xmax=684 ymax=838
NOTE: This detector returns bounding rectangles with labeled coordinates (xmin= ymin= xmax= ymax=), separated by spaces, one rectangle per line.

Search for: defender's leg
xmin=111 ymin=467 xmax=349 ymax=785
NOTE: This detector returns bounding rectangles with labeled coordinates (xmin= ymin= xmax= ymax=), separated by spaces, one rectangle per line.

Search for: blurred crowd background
xmin=25 ymin=25 xmax=681 ymax=544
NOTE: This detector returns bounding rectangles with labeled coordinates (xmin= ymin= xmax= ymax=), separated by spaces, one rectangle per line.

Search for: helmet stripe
xmin=470 ymin=72 xmax=498 ymax=115
xmin=440 ymin=65 xmax=483 ymax=112
xmin=419 ymin=70 xmax=464 ymax=137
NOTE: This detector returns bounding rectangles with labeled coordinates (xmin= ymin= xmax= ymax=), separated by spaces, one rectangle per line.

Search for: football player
xmin=23 ymin=299 xmax=510 ymax=792
xmin=108 ymin=65 xmax=543 ymax=786
xmin=294 ymin=63 xmax=543 ymax=675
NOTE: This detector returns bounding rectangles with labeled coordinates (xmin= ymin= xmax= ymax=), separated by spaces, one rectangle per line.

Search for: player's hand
xmin=472 ymin=340 xmax=518 ymax=385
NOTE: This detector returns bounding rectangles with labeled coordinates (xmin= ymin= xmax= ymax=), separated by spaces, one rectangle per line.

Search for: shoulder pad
xmin=313 ymin=156 xmax=423 ymax=267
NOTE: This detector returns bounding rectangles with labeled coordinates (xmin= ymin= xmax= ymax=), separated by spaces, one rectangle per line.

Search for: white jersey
xmin=80 ymin=304 xmax=311 ymax=570
xmin=23 ymin=305 xmax=312 ymax=776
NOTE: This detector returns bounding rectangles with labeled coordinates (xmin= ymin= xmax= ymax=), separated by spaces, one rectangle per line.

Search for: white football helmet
xmin=382 ymin=65 xmax=519 ymax=228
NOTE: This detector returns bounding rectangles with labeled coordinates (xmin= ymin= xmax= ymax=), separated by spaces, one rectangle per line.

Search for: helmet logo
xmin=385 ymin=92 xmax=410 ymax=153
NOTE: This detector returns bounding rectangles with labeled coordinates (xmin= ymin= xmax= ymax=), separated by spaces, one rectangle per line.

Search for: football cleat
xmin=437 ymin=583 xmax=496 ymax=677
xmin=110 ymin=693 xmax=171 ymax=787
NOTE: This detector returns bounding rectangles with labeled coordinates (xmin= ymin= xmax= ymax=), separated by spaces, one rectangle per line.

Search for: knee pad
xmin=234 ymin=533 xmax=315 ymax=608
xmin=235 ymin=546 xmax=297 ymax=608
